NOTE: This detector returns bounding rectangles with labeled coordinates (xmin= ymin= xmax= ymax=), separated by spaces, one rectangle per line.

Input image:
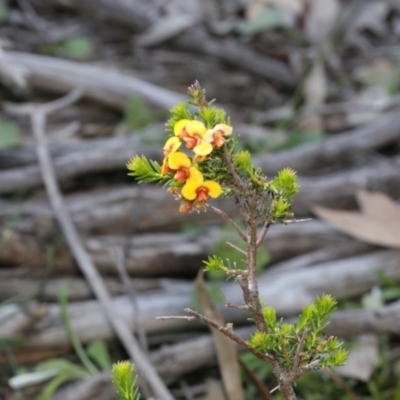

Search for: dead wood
xmin=1 ymin=51 xmax=186 ymax=109
xmin=0 ymin=220 xmax=355 ymax=274
xmin=254 ymin=109 xmax=400 ymax=174
xmin=23 ymin=91 xmax=173 ymax=399
xmin=34 ymin=299 xmax=400 ymax=398
xmin=0 ymin=276 xmax=122 ymax=301
xmin=50 ymin=371 xmax=117 ymax=400
xmin=0 ymin=157 xmax=399 ymax=228
xmin=53 ymin=0 xmax=296 ymax=86
xmin=6 ymin=250 xmax=399 ymax=351
xmin=172 ymin=27 xmax=296 ymax=87
xmin=64 ymin=0 xmax=157 ymax=33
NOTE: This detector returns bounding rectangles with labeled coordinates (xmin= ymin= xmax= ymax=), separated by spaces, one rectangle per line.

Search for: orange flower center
xmin=196 ymin=186 xmax=209 ymax=202
xmin=174 ymin=168 xmax=190 ymax=183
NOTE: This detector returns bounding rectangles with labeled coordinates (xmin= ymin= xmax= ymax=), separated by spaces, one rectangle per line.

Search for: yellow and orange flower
xmin=182 ymin=167 xmax=222 ymax=203
xmin=168 ymin=151 xmax=192 ymax=183
xmin=203 ymin=124 xmax=233 ymax=149
xmin=162 ymin=136 xmax=181 ymax=175
xmin=174 ymin=119 xmax=213 ymax=155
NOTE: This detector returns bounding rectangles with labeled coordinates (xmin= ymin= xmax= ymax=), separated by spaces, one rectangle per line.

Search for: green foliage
xmin=198 ymin=107 xmax=229 ymax=128
xmin=9 ymin=282 xmax=112 ymax=399
xmin=126 ymin=155 xmax=164 ymax=183
xmin=86 ymin=339 xmax=112 ymax=370
xmin=112 ymin=361 xmax=140 ymax=400
xmin=165 ymin=102 xmax=193 ymax=132
xmin=38 ymin=36 xmax=94 ymax=59
xmin=0 ymin=120 xmax=20 ymax=149
xmin=233 ymin=150 xmax=252 ymax=174
xmin=249 ymin=295 xmax=347 ymax=370
xmin=203 ymin=255 xmax=226 ymax=273
xmin=270 ymin=168 xmax=300 ymax=199
xmin=59 ymin=283 xmax=98 ymax=375
xmin=62 ymin=37 xmax=94 ymax=59
xmin=123 ymin=97 xmax=154 ymax=130
xmin=271 ymin=198 xmax=291 ymax=220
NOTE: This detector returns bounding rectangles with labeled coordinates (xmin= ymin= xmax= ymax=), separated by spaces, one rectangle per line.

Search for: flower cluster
xmin=127 ymin=81 xmax=299 ymax=219
xmin=160 ymin=119 xmax=232 ymax=212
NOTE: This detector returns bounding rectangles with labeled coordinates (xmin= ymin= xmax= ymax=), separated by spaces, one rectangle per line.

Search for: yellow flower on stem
xmin=174 ymin=119 xmax=212 ymax=154
xmin=203 ymin=124 xmax=233 ymax=149
xmin=161 ymin=136 xmax=181 ymax=174
xmin=182 ymin=167 xmax=222 ymax=202
xmin=168 ymin=151 xmax=192 ymax=183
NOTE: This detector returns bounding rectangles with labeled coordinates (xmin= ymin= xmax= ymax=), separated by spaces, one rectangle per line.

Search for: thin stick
xmin=226 ymin=241 xmax=247 ymax=256
xmin=292 ymin=328 xmax=310 ymax=374
xmin=29 ymin=92 xmax=174 ymax=400
xmin=256 ymin=221 xmax=271 ymax=247
xmin=221 ymin=288 xmax=249 ymax=311
xmin=211 ymin=206 xmax=246 ymax=241
xmin=183 ymin=308 xmax=273 ymax=362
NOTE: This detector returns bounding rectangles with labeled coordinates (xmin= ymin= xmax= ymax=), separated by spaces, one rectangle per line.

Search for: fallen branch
xmin=0 ymin=221 xmax=357 ymax=273
xmin=18 ymin=91 xmax=174 ymax=400
xmin=4 ymin=250 xmax=398 ymax=351
xmin=254 ymin=109 xmax=400 ymax=174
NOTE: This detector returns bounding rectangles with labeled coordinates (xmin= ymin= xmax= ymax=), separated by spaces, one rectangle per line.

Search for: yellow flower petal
xmin=186 ymin=120 xmax=206 ymax=137
xmin=193 ymin=141 xmax=213 ymax=156
xmin=204 ymin=181 xmax=222 ymax=198
xmin=182 ymin=179 xmax=199 ymax=201
xmin=174 ymin=119 xmax=190 ymax=136
xmin=168 ymin=152 xmax=191 ymax=170
xmin=164 ymin=136 xmax=181 ymax=150
xmin=187 ymin=166 xmax=203 ymax=182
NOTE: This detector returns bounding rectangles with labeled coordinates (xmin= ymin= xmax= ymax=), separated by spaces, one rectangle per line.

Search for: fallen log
xmin=0 ymin=220 xmax=355 ymax=273
xmin=4 ymin=250 xmax=398 ymax=351
xmin=1 ymin=51 xmax=185 ymax=109
xmin=254 ymin=109 xmax=400 ymax=174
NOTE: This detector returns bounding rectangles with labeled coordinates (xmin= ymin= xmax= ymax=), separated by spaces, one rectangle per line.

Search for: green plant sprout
xmin=112 ymin=361 xmax=140 ymax=400
xmin=127 ymin=81 xmax=347 ymax=399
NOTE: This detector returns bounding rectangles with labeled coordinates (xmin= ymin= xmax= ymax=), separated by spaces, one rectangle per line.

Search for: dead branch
xmin=5 ymin=250 xmax=399 ymax=351
xmin=23 ymin=92 xmax=174 ymax=400
xmin=0 ymin=220 xmax=356 ymax=273
xmin=255 ymin=109 xmax=400 ymax=174
xmin=1 ymin=51 xmax=185 ymax=109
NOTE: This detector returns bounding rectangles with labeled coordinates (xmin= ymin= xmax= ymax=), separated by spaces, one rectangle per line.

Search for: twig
xmin=226 ymin=241 xmax=247 ymax=256
xmin=183 ymin=308 xmax=273 ymax=362
xmin=221 ymin=288 xmax=249 ymax=311
xmin=28 ymin=92 xmax=174 ymax=400
xmin=292 ymin=328 xmax=310 ymax=375
xmin=211 ymin=206 xmax=246 ymax=242
xmin=156 ymin=315 xmax=197 ymax=321
xmin=256 ymin=221 xmax=271 ymax=247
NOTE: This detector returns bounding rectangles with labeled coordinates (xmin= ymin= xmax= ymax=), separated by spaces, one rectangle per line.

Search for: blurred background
xmin=1 ymin=0 xmax=400 ymax=399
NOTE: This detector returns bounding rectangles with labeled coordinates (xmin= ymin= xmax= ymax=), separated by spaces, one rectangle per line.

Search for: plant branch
xmin=183 ymin=308 xmax=273 ymax=361
xmin=292 ymin=328 xmax=310 ymax=374
xmin=211 ymin=206 xmax=247 ymax=241
xmin=256 ymin=220 xmax=271 ymax=247
xmin=226 ymin=241 xmax=247 ymax=256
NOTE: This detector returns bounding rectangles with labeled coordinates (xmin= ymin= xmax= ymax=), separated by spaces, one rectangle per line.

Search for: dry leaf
xmin=196 ymin=271 xmax=245 ymax=400
xmin=311 ymin=190 xmax=400 ymax=249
